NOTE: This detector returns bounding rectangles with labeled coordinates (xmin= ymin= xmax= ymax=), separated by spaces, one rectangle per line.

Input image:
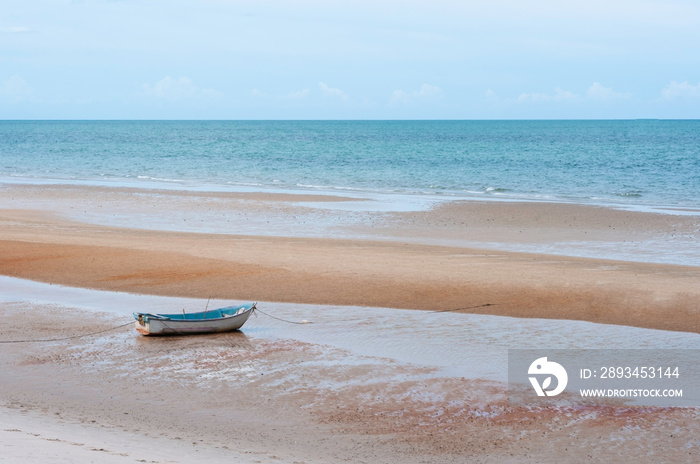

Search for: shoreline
xmin=4 ymin=175 xmax=700 ymax=216
xmin=2 ymin=182 xmax=699 ymax=266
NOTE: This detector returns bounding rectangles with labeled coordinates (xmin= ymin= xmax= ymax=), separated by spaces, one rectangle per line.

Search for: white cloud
xmin=0 ymin=75 xmax=33 ymax=102
xmin=390 ymin=90 xmax=410 ymax=105
xmin=661 ymin=81 xmax=700 ymax=100
xmin=586 ymin=82 xmax=631 ymax=100
xmin=390 ymin=84 xmax=443 ymax=105
xmin=318 ymin=82 xmax=349 ymax=101
xmin=516 ymin=84 xmax=631 ymax=104
xmin=415 ymin=84 xmax=442 ymax=98
xmin=287 ymin=88 xmax=310 ymax=99
xmin=518 ymin=87 xmax=579 ymax=103
xmin=142 ymin=76 xmax=222 ymax=100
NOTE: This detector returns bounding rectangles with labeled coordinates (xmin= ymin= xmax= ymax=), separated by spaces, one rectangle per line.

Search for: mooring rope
xmin=0 ymin=321 xmax=134 ymax=344
xmin=252 ymin=303 xmax=497 ymax=324
xmin=0 ymin=303 xmax=497 ymax=342
xmin=429 ymin=302 xmax=497 ymax=313
xmin=253 ymin=307 xmax=311 ymax=325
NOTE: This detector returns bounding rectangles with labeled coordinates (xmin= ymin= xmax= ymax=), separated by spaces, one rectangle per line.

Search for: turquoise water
xmin=1 ymin=120 xmax=699 ymax=210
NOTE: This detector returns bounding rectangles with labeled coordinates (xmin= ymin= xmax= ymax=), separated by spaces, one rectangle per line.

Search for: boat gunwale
xmin=133 ymin=303 xmax=256 ymax=324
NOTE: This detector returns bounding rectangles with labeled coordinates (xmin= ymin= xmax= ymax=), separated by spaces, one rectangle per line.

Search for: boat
xmin=133 ymin=302 xmax=256 ymax=336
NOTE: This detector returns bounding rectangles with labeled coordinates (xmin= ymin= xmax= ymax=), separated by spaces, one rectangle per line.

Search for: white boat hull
xmin=134 ymin=304 xmax=255 ymax=336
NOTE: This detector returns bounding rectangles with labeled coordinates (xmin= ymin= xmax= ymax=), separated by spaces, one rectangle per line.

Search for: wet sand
xmin=1 ymin=184 xmax=700 ymax=462
xmin=2 ymin=282 xmax=699 ymax=463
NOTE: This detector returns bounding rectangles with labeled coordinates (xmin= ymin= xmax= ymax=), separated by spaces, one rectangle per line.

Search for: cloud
xmin=0 ymin=75 xmax=33 ymax=102
xmin=517 ymin=87 xmax=579 ymax=103
xmin=318 ymin=82 xmax=349 ymax=101
xmin=390 ymin=84 xmax=443 ymax=105
xmin=142 ymin=76 xmax=222 ymax=100
xmin=586 ymin=82 xmax=631 ymax=100
xmin=287 ymin=88 xmax=311 ymax=99
xmin=661 ymin=81 xmax=700 ymax=100
xmin=515 ymin=83 xmax=630 ymax=104
xmin=0 ymin=26 xmax=31 ymax=33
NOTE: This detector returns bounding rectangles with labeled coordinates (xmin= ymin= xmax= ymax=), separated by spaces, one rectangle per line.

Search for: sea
xmin=1 ymin=120 xmax=699 ymax=211
xmin=1 ymin=120 xmax=699 ymax=265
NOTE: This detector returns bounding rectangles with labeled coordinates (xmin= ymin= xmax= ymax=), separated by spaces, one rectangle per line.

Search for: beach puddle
xmin=2 ymin=276 xmax=699 ymax=384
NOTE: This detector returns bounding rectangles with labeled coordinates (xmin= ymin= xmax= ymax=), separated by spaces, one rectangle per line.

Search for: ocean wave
xmin=226 ymin=181 xmax=265 ymax=187
xmin=613 ymin=190 xmax=644 ymax=198
xmin=485 ymin=187 xmax=511 ymax=194
xmin=295 ymin=183 xmax=375 ymax=192
xmin=136 ymin=175 xmax=186 ymax=183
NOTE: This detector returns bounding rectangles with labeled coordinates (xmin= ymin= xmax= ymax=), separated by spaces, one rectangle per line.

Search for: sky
xmin=1 ymin=0 xmax=700 ymax=119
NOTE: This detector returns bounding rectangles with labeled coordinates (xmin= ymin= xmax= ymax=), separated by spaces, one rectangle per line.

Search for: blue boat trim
xmin=133 ymin=302 xmax=256 ymax=335
xmin=133 ymin=303 xmax=256 ymax=324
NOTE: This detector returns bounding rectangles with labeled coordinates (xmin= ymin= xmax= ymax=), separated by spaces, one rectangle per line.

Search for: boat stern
xmin=133 ymin=313 xmax=151 ymax=335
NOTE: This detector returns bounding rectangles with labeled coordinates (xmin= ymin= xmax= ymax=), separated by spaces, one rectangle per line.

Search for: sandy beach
xmin=1 ymin=184 xmax=699 ymax=333
xmin=1 ymin=184 xmax=699 ymax=463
